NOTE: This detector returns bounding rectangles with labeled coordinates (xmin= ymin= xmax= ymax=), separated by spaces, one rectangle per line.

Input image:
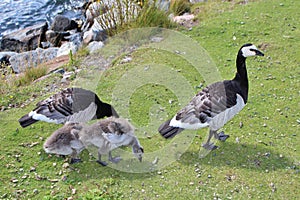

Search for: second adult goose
xmin=18 ymin=87 xmax=119 ymax=128
xmin=159 ymin=44 xmax=264 ymax=150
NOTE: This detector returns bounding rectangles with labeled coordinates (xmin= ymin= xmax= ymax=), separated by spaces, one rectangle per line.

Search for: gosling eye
xmin=58 ymin=134 xmax=65 ymax=140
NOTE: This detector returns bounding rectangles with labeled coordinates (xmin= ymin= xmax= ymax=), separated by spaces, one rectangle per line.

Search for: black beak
xmin=254 ymin=49 xmax=264 ymax=56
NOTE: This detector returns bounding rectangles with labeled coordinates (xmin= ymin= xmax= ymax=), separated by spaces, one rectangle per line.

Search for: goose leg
xmin=96 ymin=151 xmax=108 ymax=166
xmin=202 ymin=130 xmax=218 ymax=150
xmin=214 ymin=131 xmax=230 ymax=142
xmin=108 ymin=151 xmax=122 ymax=163
xmin=70 ymin=149 xmax=81 ymax=164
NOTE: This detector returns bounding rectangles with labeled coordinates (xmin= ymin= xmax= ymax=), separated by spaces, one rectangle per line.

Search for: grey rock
xmin=57 ymin=42 xmax=79 ymax=57
xmin=46 ymin=30 xmax=70 ymax=47
xmin=155 ymin=0 xmax=171 ymax=11
xmin=87 ymin=41 xmax=105 ymax=53
xmin=83 ymin=26 xmax=107 ymax=44
xmin=9 ymin=47 xmax=58 ymax=73
xmin=64 ymin=32 xmax=83 ymax=47
xmin=0 ymin=52 xmax=17 ymax=65
xmin=50 ymin=15 xmax=78 ymax=32
xmin=84 ymin=2 xmax=108 ymax=29
xmin=0 ymin=22 xmax=48 ymax=52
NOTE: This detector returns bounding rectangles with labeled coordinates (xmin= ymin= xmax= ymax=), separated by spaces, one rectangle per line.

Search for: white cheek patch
xmin=242 ymin=45 xmax=257 ymax=57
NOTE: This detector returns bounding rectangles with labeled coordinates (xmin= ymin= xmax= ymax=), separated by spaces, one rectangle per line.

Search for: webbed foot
xmin=201 ymin=142 xmax=218 ymax=150
xmin=70 ymin=158 xmax=82 ymax=164
xmin=216 ymin=131 xmax=229 ymax=142
xmin=96 ymin=160 xmax=108 ymax=166
xmin=109 ymin=156 xmax=122 ymax=164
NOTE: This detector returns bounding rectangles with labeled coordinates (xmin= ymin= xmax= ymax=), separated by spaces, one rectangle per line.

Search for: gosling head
xmin=43 ymin=123 xmax=83 ymax=155
xmin=240 ymin=43 xmax=264 ymax=58
xmin=132 ymin=145 xmax=144 ymax=162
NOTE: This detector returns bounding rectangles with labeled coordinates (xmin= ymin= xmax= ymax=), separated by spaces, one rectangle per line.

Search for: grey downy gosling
xmin=43 ymin=123 xmax=85 ymax=164
xmin=18 ymin=87 xmax=119 ymax=128
xmin=79 ymin=117 xmax=144 ymax=166
xmin=159 ymin=44 xmax=264 ymax=150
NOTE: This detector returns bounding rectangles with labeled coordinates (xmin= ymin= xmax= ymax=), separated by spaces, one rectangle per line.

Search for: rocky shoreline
xmin=0 ymin=0 xmax=199 ymax=75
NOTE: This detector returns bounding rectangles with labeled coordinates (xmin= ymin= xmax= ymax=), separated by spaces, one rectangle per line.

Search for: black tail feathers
xmin=18 ymin=114 xmax=38 ymax=128
xmin=158 ymin=119 xmax=184 ymax=139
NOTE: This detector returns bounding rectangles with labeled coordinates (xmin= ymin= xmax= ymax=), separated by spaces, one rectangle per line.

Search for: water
xmin=0 ymin=0 xmax=87 ymax=39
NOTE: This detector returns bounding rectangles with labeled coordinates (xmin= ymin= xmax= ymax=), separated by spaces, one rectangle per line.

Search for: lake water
xmin=0 ymin=0 xmax=87 ymax=39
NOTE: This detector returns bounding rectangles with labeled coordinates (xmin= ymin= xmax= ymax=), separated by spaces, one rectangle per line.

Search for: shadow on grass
xmin=178 ymin=140 xmax=295 ymax=172
xmin=63 ymin=140 xmax=296 ymax=183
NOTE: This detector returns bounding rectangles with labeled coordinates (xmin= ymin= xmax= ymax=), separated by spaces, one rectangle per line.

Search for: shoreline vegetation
xmin=0 ymin=0 xmax=299 ymax=199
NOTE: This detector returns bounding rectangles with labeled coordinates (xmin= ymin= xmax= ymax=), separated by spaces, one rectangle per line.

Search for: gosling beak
xmin=254 ymin=49 xmax=264 ymax=56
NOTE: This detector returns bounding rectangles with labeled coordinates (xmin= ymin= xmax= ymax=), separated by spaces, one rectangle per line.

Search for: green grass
xmin=0 ymin=0 xmax=299 ymax=199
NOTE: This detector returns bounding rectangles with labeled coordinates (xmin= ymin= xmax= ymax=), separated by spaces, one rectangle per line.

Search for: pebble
xmin=11 ymin=178 xmax=18 ymax=183
xmin=33 ymin=189 xmax=38 ymax=194
xmin=21 ymin=175 xmax=28 ymax=179
xmin=61 ymin=175 xmax=67 ymax=181
xmin=208 ymin=174 xmax=212 ymax=178
xmin=62 ymin=163 xmax=70 ymax=169
xmin=72 ymin=188 xmax=76 ymax=195
xmin=30 ymin=167 xmax=36 ymax=172
xmin=152 ymin=157 xmax=159 ymax=164
xmin=189 ymin=182 xmax=194 ymax=186
xmin=263 ymin=123 xmax=267 ymax=127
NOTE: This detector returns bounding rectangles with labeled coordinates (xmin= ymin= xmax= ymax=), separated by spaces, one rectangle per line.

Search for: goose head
xmin=240 ymin=43 xmax=264 ymax=58
xmin=132 ymin=142 xmax=144 ymax=162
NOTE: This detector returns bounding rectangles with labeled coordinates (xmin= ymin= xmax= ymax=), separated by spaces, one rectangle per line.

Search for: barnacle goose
xmin=158 ymin=44 xmax=264 ymax=150
xmin=18 ymin=87 xmax=119 ymax=128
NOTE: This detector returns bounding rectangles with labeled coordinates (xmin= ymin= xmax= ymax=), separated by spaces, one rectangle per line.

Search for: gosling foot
xmin=216 ymin=131 xmax=229 ymax=142
xmin=70 ymin=158 xmax=81 ymax=164
xmin=109 ymin=156 xmax=122 ymax=164
xmin=201 ymin=142 xmax=218 ymax=151
xmin=96 ymin=160 xmax=108 ymax=166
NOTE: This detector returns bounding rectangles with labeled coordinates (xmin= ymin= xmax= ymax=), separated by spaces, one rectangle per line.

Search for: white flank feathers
xmin=169 ymin=94 xmax=245 ymax=131
xmin=209 ymin=94 xmax=245 ymax=131
xmin=169 ymin=115 xmax=209 ymax=129
xmin=29 ymin=111 xmax=59 ymax=124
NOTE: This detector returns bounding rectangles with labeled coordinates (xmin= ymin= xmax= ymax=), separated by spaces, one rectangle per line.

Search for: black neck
xmin=234 ymin=53 xmax=248 ymax=86
xmin=233 ymin=53 xmax=249 ymax=102
xmin=96 ymin=102 xmax=119 ymax=119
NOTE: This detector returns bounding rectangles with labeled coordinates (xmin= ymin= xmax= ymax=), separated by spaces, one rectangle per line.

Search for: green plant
xmin=131 ymin=0 xmax=175 ymax=28
xmin=14 ymin=66 xmax=47 ymax=86
xmin=62 ymin=50 xmax=81 ymax=72
xmin=95 ymin=0 xmax=142 ymax=36
xmin=170 ymin=0 xmax=191 ymax=15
